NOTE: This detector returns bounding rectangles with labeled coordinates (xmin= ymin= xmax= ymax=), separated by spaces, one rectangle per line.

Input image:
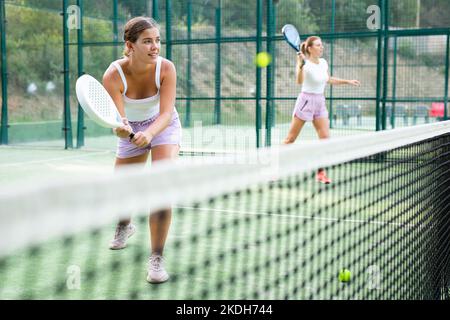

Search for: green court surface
xmin=0 ymin=144 xmax=116 ymax=185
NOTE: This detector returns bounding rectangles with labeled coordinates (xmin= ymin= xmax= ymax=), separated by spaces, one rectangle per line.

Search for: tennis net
xmin=1 ymin=121 xmax=450 ymax=300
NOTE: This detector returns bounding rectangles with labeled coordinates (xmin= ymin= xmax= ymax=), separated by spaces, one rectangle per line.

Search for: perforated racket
xmin=75 ymin=74 xmax=134 ymax=139
xmin=282 ymin=24 xmax=301 ymax=52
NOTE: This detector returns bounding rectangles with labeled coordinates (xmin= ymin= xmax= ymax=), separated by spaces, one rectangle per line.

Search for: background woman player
xmin=103 ymin=17 xmax=181 ymax=284
xmin=283 ymin=36 xmax=360 ymax=184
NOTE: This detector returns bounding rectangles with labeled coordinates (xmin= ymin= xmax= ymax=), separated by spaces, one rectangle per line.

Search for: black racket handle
xmin=129 ymin=132 xmax=135 ymax=140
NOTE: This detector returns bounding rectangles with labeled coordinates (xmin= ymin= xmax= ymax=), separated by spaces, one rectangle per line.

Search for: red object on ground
xmin=430 ymin=102 xmax=445 ymax=117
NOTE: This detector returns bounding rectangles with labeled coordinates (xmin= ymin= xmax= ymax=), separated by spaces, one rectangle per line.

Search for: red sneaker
xmin=316 ymin=170 xmax=332 ymax=184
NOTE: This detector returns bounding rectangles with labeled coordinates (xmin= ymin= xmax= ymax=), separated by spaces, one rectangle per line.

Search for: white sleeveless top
xmin=110 ymin=56 xmax=162 ymax=121
xmin=301 ymin=58 xmax=329 ymax=94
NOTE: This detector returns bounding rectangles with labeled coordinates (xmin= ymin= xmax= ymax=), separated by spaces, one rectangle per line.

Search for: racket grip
xmin=129 ymin=133 xmax=135 ymax=141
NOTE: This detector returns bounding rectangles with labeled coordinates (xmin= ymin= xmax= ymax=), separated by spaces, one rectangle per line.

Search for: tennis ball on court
xmin=338 ymin=269 xmax=352 ymax=283
xmin=254 ymin=52 xmax=272 ymax=68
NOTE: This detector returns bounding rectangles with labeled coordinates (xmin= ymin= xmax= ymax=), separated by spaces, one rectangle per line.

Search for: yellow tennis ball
xmin=254 ymin=52 xmax=272 ymax=68
xmin=339 ymin=269 xmax=351 ymax=283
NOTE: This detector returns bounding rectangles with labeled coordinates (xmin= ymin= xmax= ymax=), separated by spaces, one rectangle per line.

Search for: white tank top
xmin=110 ymin=57 xmax=162 ymax=121
xmin=301 ymin=58 xmax=329 ymax=94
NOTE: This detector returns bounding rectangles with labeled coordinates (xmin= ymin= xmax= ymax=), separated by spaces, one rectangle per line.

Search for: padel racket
xmin=76 ymin=74 xmax=134 ymax=139
xmin=282 ymin=24 xmax=301 ymax=52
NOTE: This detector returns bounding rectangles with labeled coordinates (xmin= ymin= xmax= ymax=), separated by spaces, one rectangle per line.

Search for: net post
xmin=0 ymin=0 xmax=8 ymax=145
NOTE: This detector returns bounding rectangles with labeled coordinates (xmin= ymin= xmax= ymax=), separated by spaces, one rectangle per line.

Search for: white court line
xmin=0 ymin=150 xmax=112 ymax=168
xmin=176 ymin=206 xmax=416 ymax=228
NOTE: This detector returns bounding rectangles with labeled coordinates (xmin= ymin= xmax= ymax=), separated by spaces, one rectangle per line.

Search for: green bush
xmin=276 ymin=0 xmax=318 ymax=34
xmin=6 ymin=3 xmax=113 ymax=94
xmin=397 ymin=40 xmax=416 ymax=60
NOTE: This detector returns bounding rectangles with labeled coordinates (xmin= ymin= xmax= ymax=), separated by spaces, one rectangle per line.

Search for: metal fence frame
xmin=0 ymin=0 xmax=448 ymax=148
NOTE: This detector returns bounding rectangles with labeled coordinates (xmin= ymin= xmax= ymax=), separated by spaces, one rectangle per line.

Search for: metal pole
xmin=214 ymin=1 xmax=221 ymax=125
xmin=62 ymin=0 xmax=73 ymax=149
xmin=265 ymin=0 xmax=274 ymax=147
xmin=416 ymin=0 xmax=421 ymax=28
xmin=255 ymin=0 xmax=262 ymax=148
xmin=444 ymin=32 xmax=449 ymax=120
xmin=185 ymin=0 xmax=192 ymax=127
xmin=145 ymin=0 xmax=150 ymax=16
xmin=329 ymin=0 xmax=336 ymax=129
xmin=271 ymin=3 xmax=277 ymax=129
xmin=113 ymin=0 xmax=118 ymax=60
xmin=391 ymin=35 xmax=397 ymax=128
xmin=165 ymin=0 xmax=172 ymax=61
xmin=76 ymin=0 xmax=85 ymax=148
xmin=152 ymin=0 xmax=159 ymax=20
xmin=0 ymin=0 xmax=8 ymax=144
xmin=375 ymin=0 xmax=383 ymax=131
xmin=381 ymin=0 xmax=389 ymax=130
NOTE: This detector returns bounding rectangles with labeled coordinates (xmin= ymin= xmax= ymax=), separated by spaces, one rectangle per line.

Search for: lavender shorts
xmin=293 ymin=92 xmax=328 ymax=121
xmin=116 ymin=111 xmax=182 ymax=159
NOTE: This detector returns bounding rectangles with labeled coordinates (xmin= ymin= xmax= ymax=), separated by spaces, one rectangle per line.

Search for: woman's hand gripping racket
xmin=76 ymin=74 xmax=134 ymax=140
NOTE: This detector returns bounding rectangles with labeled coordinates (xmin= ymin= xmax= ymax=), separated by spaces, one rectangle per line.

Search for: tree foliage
xmin=2 ymin=0 xmax=450 ymax=95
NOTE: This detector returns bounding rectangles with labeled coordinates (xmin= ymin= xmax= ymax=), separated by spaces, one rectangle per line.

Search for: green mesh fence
xmin=0 ymin=0 xmax=449 ymax=150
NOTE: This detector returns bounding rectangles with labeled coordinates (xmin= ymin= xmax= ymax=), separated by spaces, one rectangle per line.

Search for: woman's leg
xmin=147 ymin=144 xmax=179 ymax=284
xmin=312 ymin=117 xmax=332 ymax=183
xmin=312 ymin=117 xmax=330 ymax=140
xmin=284 ymin=116 xmax=306 ymax=144
xmin=148 ymin=144 xmax=179 ymax=255
xmin=109 ymin=152 xmax=150 ymax=250
xmin=114 ymin=153 xmax=150 ymax=225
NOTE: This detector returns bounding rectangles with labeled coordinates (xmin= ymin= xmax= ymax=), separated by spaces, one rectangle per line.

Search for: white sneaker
xmin=146 ymin=254 xmax=169 ymax=284
xmin=109 ymin=223 xmax=136 ymax=250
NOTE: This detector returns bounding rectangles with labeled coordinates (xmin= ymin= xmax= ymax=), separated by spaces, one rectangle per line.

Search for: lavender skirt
xmin=116 ymin=111 xmax=182 ymax=159
xmin=293 ymin=92 xmax=328 ymax=121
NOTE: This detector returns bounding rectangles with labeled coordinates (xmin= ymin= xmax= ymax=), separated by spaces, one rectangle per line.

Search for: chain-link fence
xmin=0 ymin=0 xmax=449 ymax=152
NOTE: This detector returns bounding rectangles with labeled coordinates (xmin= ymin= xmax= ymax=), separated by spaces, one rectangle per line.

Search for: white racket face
xmin=282 ymin=24 xmax=301 ymax=52
xmin=76 ymin=75 xmax=123 ymax=128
